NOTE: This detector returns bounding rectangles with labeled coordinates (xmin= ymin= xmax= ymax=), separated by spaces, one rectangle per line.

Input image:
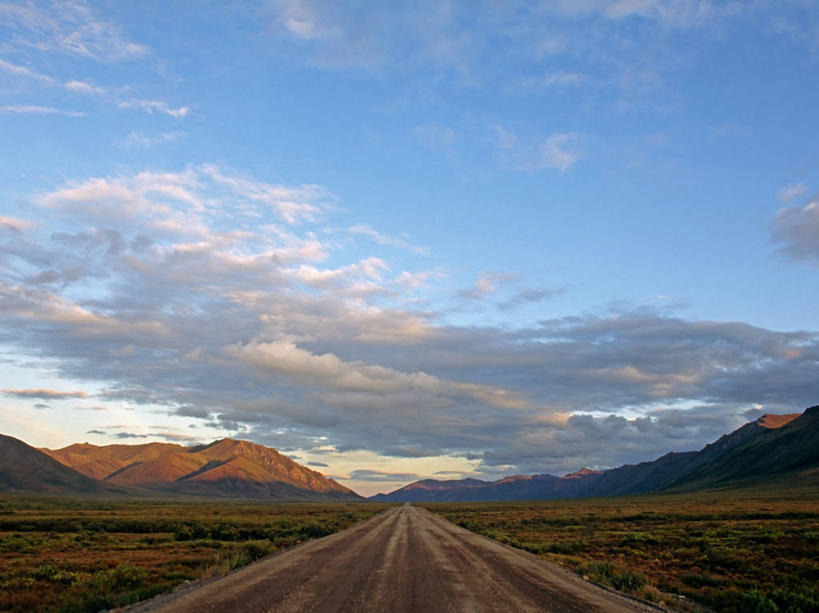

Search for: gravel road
xmin=138 ymin=504 xmax=659 ymax=612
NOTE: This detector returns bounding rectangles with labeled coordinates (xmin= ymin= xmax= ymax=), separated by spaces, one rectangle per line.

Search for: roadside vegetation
xmin=426 ymin=485 xmax=819 ymax=612
xmin=0 ymin=497 xmax=389 ymax=612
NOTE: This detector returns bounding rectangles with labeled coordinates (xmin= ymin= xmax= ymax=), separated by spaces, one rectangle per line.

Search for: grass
xmin=0 ymin=497 xmax=389 ymax=612
xmin=424 ymin=485 xmax=819 ymax=612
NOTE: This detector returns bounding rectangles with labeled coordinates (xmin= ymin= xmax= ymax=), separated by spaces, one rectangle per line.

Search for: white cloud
xmin=540 ymin=132 xmax=582 ymax=171
xmin=777 ymin=182 xmax=807 ymax=203
xmin=3 ymin=164 xmax=817 ymax=479
xmin=349 ymin=224 xmax=429 ymax=255
xmin=517 ymin=71 xmax=587 ymax=91
xmin=0 ymin=58 xmax=54 ymax=83
xmin=458 ymin=271 xmax=517 ymax=300
xmin=771 ymin=197 xmax=819 ymax=262
xmin=117 ymin=131 xmax=185 ymax=149
xmin=202 ymin=164 xmax=330 ymax=224
xmin=64 ymin=79 xmax=105 ymax=95
xmin=0 ymin=0 xmax=148 ymax=61
xmin=36 ymin=165 xmax=333 ymax=233
xmin=117 ymin=99 xmax=189 ymax=118
xmin=494 ymin=127 xmax=582 ymax=172
xmin=545 ymin=0 xmax=716 ymax=28
xmin=0 ymin=105 xmax=84 ymax=116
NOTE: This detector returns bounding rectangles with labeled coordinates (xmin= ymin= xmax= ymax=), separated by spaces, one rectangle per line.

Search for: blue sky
xmin=1 ymin=1 xmax=818 ymax=495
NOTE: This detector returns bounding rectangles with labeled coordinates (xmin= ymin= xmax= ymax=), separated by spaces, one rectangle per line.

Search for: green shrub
xmin=739 ymin=590 xmax=780 ymax=613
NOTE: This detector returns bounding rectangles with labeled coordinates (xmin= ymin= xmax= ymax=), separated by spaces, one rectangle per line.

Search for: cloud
xmin=348 ymin=224 xmax=429 ymax=255
xmin=499 ymin=288 xmax=565 ymax=310
xmin=0 ymin=63 xmax=188 ymax=120
xmin=261 ymin=0 xmax=770 ymax=106
xmin=117 ymin=131 xmax=185 ymax=149
xmin=0 ymin=216 xmax=34 ymax=233
xmin=224 ymin=339 xmax=525 ymax=410
xmin=457 ymin=272 xmax=517 ymax=300
xmin=0 ymin=58 xmax=54 ymax=83
xmin=38 ymin=165 xmax=331 ymax=231
xmin=115 ymin=432 xmax=148 ymax=439
xmin=86 ymin=429 xmax=105 ymax=435
xmin=201 ymin=164 xmax=330 ymax=224
xmin=148 ymin=430 xmax=202 ymax=443
xmin=346 ymin=469 xmax=423 ymax=482
xmin=0 ymin=105 xmax=84 ymax=116
xmin=770 ymin=196 xmax=819 ymax=262
xmin=73 ymin=405 xmax=108 ymax=411
xmin=543 ymin=0 xmax=716 ymax=28
xmin=494 ymin=127 xmax=582 ymax=172
xmin=58 ymin=78 xmax=191 ymax=120
xmin=2 ymin=388 xmax=89 ymax=399
xmin=64 ymin=79 xmax=105 ymax=95
xmin=3 ymin=165 xmax=817 ymax=478
xmin=414 ymin=124 xmax=457 ymax=154
xmin=777 ymin=182 xmax=808 ymax=203
xmin=516 ymin=71 xmax=587 ymax=91
xmin=117 ymin=99 xmax=189 ymax=118
xmin=307 ymin=461 xmax=328 ymax=467
xmin=0 ymin=0 xmax=148 ymax=61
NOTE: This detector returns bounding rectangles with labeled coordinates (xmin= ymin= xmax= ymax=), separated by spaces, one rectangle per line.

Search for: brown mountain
xmin=43 ymin=442 xmax=182 ymax=480
xmin=0 ymin=434 xmax=132 ymax=495
xmin=44 ymin=437 xmax=360 ymax=500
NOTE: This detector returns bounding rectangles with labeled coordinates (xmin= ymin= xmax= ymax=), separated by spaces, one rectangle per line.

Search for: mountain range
xmin=371 ymin=406 xmax=819 ymax=502
xmin=2 ymin=406 xmax=817 ymax=502
xmin=0 ymin=435 xmax=359 ymax=500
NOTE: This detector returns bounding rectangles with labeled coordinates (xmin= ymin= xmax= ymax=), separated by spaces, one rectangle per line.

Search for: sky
xmin=0 ymin=0 xmax=818 ymax=496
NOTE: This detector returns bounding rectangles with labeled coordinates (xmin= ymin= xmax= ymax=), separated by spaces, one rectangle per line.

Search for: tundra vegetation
xmin=426 ymin=483 xmax=819 ymax=613
xmin=0 ymin=498 xmax=388 ymax=612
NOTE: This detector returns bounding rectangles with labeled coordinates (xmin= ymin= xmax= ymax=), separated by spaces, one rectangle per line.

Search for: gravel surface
xmin=136 ymin=504 xmax=661 ymax=613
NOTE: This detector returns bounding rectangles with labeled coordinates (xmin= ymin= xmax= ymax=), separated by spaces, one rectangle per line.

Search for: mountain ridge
xmin=5 ymin=436 xmax=360 ymax=500
xmin=372 ymin=407 xmax=819 ymax=502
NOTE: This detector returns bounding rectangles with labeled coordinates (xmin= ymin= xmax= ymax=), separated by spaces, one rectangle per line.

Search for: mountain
xmin=372 ymin=407 xmax=816 ymax=502
xmin=669 ymin=406 xmax=818 ymax=490
xmin=371 ymin=471 xmax=603 ymax=502
xmin=43 ymin=437 xmax=360 ymax=501
xmin=43 ymin=441 xmax=182 ymax=481
xmin=0 ymin=434 xmax=133 ymax=495
xmin=579 ymin=411 xmax=802 ymax=497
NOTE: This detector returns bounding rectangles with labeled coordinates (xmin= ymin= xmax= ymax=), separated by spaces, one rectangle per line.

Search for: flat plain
xmin=0 ymin=497 xmax=387 ymax=612
xmin=426 ymin=482 xmax=819 ymax=612
xmin=1 ymin=483 xmax=817 ymax=612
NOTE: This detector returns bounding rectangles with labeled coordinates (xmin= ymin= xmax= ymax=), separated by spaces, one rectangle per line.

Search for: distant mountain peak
xmin=563 ymin=467 xmax=603 ymax=479
xmin=755 ymin=413 xmax=800 ymax=429
xmin=39 ymin=436 xmax=360 ymax=501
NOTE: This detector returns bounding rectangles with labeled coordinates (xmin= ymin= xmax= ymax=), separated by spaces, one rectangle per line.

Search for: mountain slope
xmin=668 ymin=406 xmax=819 ymax=490
xmin=0 ymin=434 xmax=131 ymax=495
xmin=581 ymin=412 xmax=799 ymax=497
xmin=371 ymin=471 xmax=603 ymax=502
xmin=372 ymin=408 xmax=816 ymax=502
xmin=45 ymin=437 xmax=360 ymax=501
xmin=43 ymin=442 xmax=187 ymax=480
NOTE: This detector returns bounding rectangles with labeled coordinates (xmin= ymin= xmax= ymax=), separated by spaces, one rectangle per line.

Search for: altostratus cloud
xmin=224 ymin=339 xmax=528 ymax=409
xmin=2 ymin=388 xmax=89 ymax=399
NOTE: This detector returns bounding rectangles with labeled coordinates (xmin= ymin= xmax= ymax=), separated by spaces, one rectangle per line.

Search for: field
xmin=426 ymin=486 xmax=819 ymax=613
xmin=0 ymin=497 xmax=389 ymax=612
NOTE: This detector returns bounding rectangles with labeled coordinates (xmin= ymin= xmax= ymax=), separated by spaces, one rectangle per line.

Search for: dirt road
xmin=140 ymin=504 xmax=657 ymax=612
